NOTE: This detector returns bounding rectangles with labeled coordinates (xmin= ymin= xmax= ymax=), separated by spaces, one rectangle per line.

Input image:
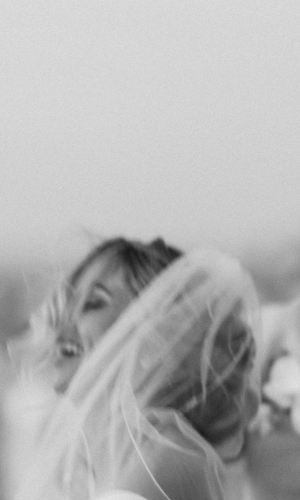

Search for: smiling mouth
xmin=57 ymin=339 xmax=83 ymax=358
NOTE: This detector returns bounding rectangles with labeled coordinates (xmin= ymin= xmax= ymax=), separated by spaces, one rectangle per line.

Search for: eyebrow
xmin=92 ymin=282 xmax=113 ymax=298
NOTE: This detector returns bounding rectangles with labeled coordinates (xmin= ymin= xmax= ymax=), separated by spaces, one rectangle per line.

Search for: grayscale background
xmin=1 ymin=0 xmax=300 ymax=331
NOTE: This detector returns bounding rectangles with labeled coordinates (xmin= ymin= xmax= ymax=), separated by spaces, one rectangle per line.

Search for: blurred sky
xmin=1 ymin=0 xmax=300 ymax=262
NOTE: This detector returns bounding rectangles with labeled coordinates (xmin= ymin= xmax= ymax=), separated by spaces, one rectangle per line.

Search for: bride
xmin=11 ymin=247 xmax=261 ymax=500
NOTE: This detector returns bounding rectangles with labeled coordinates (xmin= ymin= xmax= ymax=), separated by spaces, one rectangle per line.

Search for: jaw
xmin=52 ymin=355 xmax=82 ymax=393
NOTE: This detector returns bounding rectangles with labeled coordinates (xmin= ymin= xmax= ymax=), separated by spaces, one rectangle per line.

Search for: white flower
xmin=263 ymin=355 xmax=300 ymax=409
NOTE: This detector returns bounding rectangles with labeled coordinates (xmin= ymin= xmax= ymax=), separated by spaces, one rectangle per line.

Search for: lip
xmin=54 ymin=337 xmax=84 ymax=363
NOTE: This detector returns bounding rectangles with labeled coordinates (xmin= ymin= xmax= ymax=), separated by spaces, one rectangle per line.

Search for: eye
xmin=81 ymin=283 xmax=112 ymax=313
xmin=83 ymin=295 xmax=108 ymax=312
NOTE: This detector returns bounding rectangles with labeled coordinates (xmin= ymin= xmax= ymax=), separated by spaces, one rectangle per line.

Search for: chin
xmin=53 ymin=370 xmax=74 ymax=394
xmin=52 ymin=360 xmax=80 ymax=393
xmin=54 ymin=379 xmax=70 ymax=394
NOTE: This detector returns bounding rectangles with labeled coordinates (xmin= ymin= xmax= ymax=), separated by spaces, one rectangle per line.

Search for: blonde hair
xmin=17 ymin=249 xmax=261 ymax=500
xmin=70 ymin=237 xmax=182 ymax=295
xmin=36 ymin=236 xmax=182 ymax=338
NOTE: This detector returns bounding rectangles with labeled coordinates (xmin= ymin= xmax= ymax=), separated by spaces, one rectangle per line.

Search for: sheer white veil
xmin=15 ymin=249 xmax=260 ymax=500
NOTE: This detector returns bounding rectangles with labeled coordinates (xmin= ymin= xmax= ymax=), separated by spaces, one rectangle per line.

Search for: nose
xmin=56 ymin=319 xmax=81 ymax=344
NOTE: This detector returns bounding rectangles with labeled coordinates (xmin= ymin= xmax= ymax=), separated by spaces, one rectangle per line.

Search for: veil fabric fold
xmin=14 ymin=249 xmax=260 ymax=500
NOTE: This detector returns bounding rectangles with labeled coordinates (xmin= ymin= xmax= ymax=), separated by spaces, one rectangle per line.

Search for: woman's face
xmin=50 ymin=253 xmax=135 ymax=393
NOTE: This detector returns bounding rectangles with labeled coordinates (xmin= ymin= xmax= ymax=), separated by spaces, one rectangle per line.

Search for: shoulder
xmin=247 ymin=429 xmax=300 ymax=494
xmin=146 ymin=409 xmax=226 ymax=500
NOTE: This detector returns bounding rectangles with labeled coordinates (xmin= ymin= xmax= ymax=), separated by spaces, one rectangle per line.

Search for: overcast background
xmin=0 ymin=0 xmax=300 ymax=325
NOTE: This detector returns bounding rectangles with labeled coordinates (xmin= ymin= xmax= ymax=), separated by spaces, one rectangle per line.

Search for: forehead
xmin=73 ymin=252 xmax=129 ymax=292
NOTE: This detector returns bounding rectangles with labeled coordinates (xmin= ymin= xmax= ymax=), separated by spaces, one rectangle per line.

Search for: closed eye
xmin=81 ymin=280 xmax=113 ymax=312
xmin=83 ymin=297 xmax=108 ymax=312
xmin=82 ymin=284 xmax=112 ymax=312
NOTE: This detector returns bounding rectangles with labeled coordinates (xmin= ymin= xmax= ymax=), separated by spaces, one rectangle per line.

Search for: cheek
xmin=112 ymin=296 xmax=132 ymax=319
xmin=107 ymin=290 xmax=135 ymax=326
xmin=79 ymin=303 xmax=130 ymax=349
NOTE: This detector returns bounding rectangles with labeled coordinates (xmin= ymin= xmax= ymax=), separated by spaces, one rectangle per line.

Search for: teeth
xmin=60 ymin=341 xmax=81 ymax=357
